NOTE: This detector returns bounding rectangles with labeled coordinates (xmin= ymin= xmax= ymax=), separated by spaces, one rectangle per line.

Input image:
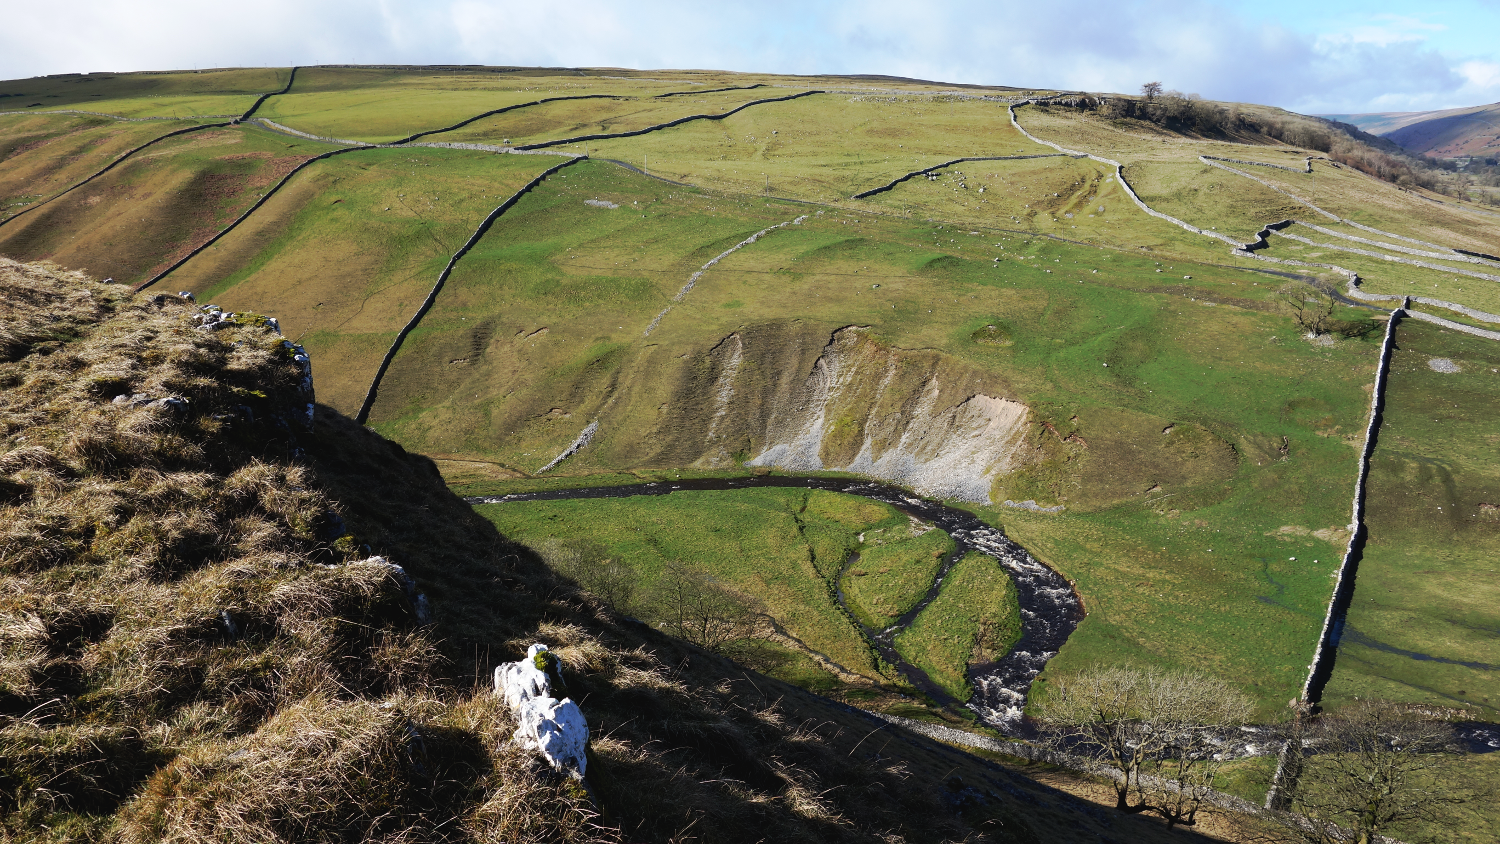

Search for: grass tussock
xmin=0 ymin=259 xmax=1031 ymax=842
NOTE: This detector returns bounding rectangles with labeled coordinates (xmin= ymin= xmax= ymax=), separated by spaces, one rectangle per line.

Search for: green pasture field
xmin=1127 ymin=159 xmax=1306 ymax=241
xmin=360 ymin=157 xmax=1387 ymax=714
xmin=1323 ymin=320 xmax=1500 ymax=716
xmin=0 ymin=67 xmax=283 ymax=119
xmin=0 ymin=114 xmax=204 ymax=222
xmin=168 ymin=140 xmax=561 ymax=411
xmin=1259 ymin=237 xmax=1500 ymax=319
xmin=0 ymin=123 xmax=343 ymax=284
xmin=842 ymin=527 xmax=953 ymax=627
xmin=432 ymin=87 xmax=796 ymax=149
xmin=894 ymin=551 xmax=1022 ymax=700
xmin=474 ymin=487 xmax=907 ymax=688
xmin=583 ymin=93 xmax=1039 ymax=203
xmin=256 ymin=67 xmax=760 ymax=144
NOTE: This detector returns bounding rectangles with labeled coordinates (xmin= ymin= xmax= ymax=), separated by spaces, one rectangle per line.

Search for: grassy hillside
xmin=0 ymin=257 xmax=1300 ymax=842
xmin=1381 ymin=103 xmax=1500 ymax=158
xmin=0 ymin=125 xmax=344 ymax=285
xmin=0 ymin=67 xmax=283 ymax=119
xmin=4 ymin=64 xmax=1499 ymax=748
xmin=1324 ymin=319 xmax=1500 ymax=714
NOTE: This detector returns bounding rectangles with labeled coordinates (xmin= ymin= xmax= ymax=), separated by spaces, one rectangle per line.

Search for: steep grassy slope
xmin=0 ymin=125 xmax=343 ymax=286
xmin=0 ymin=258 xmax=1281 ymax=843
xmin=1381 ymin=103 xmax=1500 ymax=158
xmin=166 ymin=143 xmax=565 ymax=411
xmin=0 ymin=115 xmax=213 ymax=225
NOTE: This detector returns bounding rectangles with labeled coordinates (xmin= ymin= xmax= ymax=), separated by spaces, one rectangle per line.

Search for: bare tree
xmin=1037 ymin=666 xmax=1252 ymax=825
xmin=1141 ymin=81 xmax=1164 ymax=102
xmin=1277 ymin=280 xmax=1339 ymax=336
xmin=542 ymin=537 xmax=639 ymax=614
xmin=649 ymin=561 xmax=759 ymax=652
xmin=1280 ymin=701 xmax=1475 ymax=844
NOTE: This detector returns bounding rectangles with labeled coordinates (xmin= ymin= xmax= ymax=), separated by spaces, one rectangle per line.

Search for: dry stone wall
xmin=1200 ymin=154 xmax=1312 ymax=174
xmin=0 ymin=122 xmax=231 ymax=230
xmin=390 ymin=93 xmax=618 ymax=146
xmin=1275 ymin=227 xmax=1500 ymax=283
xmin=514 ymin=89 xmax=824 ymax=151
xmin=252 ymin=118 xmax=374 ymax=148
xmin=851 ymin=154 xmax=1066 ymax=199
xmin=1298 ymin=221 xmax=1500 ymax=267
xmin=1301 ymin=305 xmax=1404 ymax=705
xmin=355 ymin=156 xmax=589 ymax=423
xmin=139 ymin=145 xmax=369 ymax=290
xmin=1009 ymin=102 xmax=1243 ymax=248
xmin=238 ymin=66 xmax=298 ymax=121
xmin=1198 ymin=156 xmax=1340 ymax=220
xmin=1404 ymin=309 xmax=1500 ymax=340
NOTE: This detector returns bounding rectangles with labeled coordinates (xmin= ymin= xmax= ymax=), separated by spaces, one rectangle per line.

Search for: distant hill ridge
xmin=1319 ymin=102 xmax=1500 ymax=158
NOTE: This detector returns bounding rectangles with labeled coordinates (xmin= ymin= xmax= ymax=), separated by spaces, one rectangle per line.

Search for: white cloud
xmin=0 ymin=0 xmax=1496 ymax=114
xmin=1459 ymin=60 xmax=1500 ymax=89
xmin=1338 ymin=14 xmax=1445 ymax=48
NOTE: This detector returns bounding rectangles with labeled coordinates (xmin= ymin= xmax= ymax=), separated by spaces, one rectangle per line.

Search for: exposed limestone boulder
xmin=513 ymin=695 xmax=589 ymax=779
xmin=494 ymin=644 xmax=588 ymax=778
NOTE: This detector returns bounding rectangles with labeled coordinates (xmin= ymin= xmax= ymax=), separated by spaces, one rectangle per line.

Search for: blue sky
xmin=3 ymin=0 xmax=1497 ymax=115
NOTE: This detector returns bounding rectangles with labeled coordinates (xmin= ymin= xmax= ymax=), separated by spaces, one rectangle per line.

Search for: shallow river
xmin=467 ymin=474 xmax=1083 ymax=733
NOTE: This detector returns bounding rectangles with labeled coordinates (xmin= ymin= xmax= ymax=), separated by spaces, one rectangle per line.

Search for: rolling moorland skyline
xmin=2 ymin=0 xmax=1500 ymax=114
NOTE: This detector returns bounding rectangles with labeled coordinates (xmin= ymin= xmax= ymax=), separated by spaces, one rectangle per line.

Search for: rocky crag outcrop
xmin=644 ymin=325 xmax=1030 ymax=503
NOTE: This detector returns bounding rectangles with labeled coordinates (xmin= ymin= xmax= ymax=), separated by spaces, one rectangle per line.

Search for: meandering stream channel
xmin=467 ymin=474 xmax=1084 ymax=733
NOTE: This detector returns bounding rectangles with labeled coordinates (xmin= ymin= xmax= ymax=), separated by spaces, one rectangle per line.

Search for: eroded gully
xmin=466 ymin=474 xmax=1084 ymax=733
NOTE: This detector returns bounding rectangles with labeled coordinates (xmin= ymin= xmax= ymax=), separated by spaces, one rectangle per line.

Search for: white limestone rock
xmin=513 ymin=695 xmax=589 ymax=778
xmin=494 ymin=643 xmax=588 ymax=778
xmin=495 ymin=643 xmax=557 ymax=711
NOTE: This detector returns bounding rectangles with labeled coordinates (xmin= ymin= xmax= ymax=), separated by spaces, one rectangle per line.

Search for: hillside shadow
xmin=306 ymin=402 xmax=1261 ymax=844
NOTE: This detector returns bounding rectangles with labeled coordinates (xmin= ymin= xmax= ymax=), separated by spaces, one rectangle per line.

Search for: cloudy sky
xmin=5 ymin=0 xmax=1498 ymax=115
